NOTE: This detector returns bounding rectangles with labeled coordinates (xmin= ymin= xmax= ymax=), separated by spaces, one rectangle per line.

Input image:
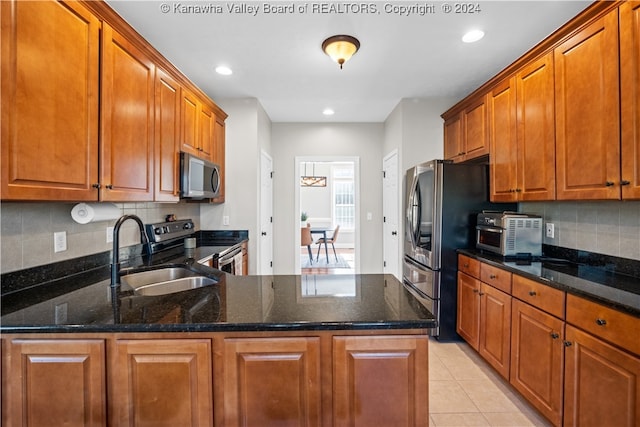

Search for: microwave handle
xmin=476 ymin=226 xmax=503 ymax=234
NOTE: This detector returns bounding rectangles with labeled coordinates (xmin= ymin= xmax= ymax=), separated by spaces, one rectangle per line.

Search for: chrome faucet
xmin=111 ymin=215 xmax=149 ymax=287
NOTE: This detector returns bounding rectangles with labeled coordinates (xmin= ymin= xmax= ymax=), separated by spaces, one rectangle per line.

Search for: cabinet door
xmin=211 ymin=116 xmax=226 ymax=203
xmin=564 ymin=325 xmax=640 ymax=427
xmin=154 ymin=69 xmax=181 ymax=202
xmin=333 ymin=335 xmax=429 ymax=427
xmin=220 ymin=337 xmax=321 ymax=427
xmin=3 ymin=339 xmax=106 ymax=427
xmin=181 ymin=89 xmax=200 ymax=156
xmin=489 ymin=77 xmax=518 ymax=202
xmin=516 ymin=52 xmax=556 ymax=201
xmin=479 ymin=283 xmax=511 ymax=380
xmin=1 ymin=0 xmax=100 ymax=201
xmin=555 ymin=9 xmax=620 ymax=200
xmin=621 ymin=1 xmax=640 ymax=199
xmin=511 ymin=300 xmax=564 ymax=427
xmin=111 ymin=339 xmax=213 ymax=427
xmin=463 ymin=95 xmax=489 ymax=160
xmin=101 ymin=23 xmax=155 ymax=201
xmin=457 ymin=271 xmax=480 ymax=350
xmin=199 ymin=103 xmax=215 ymax=161
xmin=443 ymin=114 xmax=463 ymax=162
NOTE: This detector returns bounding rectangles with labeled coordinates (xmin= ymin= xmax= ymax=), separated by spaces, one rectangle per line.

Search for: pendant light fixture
xmin=300 ymin=162 xmax=327 ymax=187
xmin=322 ymin=35 xmax=360 ymax=69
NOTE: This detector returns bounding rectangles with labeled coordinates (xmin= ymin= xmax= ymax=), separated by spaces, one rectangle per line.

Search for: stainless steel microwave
xmin=180 ymin=152 xmax=220 ymax=199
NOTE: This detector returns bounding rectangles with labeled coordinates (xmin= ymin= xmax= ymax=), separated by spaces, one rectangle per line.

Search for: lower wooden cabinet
xmin=219 ymin=337 xmax=321 ymax=427
xmin=110 ymin=339 xmax=213 ymax=427
xmin=2 ymin=338 xmax=106 ymax=427
xmin=333 ymin=335 xmax=429 ymax=427
xmin=479 ymin=283 xmax=511 ymax=380
xmin=563 ymin=325 xmax=640 ymax=427
xmin=457 ymin=271 xmax=480 ymax=349
xmin=510 ymin=299 xmax=564 ymax=426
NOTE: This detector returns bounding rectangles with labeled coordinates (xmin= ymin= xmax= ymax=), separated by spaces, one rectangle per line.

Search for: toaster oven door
xmin=476 ymin=225 xmax=505 ymax=254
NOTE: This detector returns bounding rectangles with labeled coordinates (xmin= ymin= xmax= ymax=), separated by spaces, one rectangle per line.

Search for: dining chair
xmin=301 ymin=225 xmax=314 ymax=264
xmin=316 ymin=225 xmax=340 ymax=262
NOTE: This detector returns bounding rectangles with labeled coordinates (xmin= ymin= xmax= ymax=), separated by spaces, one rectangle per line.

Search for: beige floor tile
xmin=429 ymin=355 xmax=455 ymax=381
xmin=429 ymin=380 xmax=480 ymax=413
xmin=482 ymin=411 xmax=542 ymax=427
xmin=431 ymin=413 xmax=490 ymax=426
xmin=440 ymin=358 xmax=490 ymax=381
xmin=459 ymin=379 xmax=521 ymax=413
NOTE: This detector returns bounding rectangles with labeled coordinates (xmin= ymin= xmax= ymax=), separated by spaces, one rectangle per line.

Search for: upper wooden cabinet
xmin=100 ymin=23 xmax=155 ymax=201
xmin=490 ymin=53 xmax=556 ymax=202
xmin=211 ymin=116 xmax=226 ymax=203
xmin=444 ymin=95 xmax=489 ymax=163
xmin=1 ymin=0 xmax=100 ymax=200
xmin=1 ymin=0 xmax=226 ymax=202
xmin=555 ymin=8 xmax=621 ymax=200
xmin=621 ymin=1 xmax=640 ymax=199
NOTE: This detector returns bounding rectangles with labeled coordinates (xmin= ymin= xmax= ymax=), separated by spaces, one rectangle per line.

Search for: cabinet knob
xmin=563 ymin=341 xmax=573 ymax=347
xmin=595 ymin=318 xmax=607 ymax=326
xmin=528 ymin=290 xmax=537 ymax=296
xmin=550 ymin=332 xmax=559 ymax=339
xmin=621 ymin=180 xmax=631 ymax=186
xmin=473 ymin=289 xmax=479 ymax=294
xmin=478 ymin=292 xmax=485 ymax=296
xmin=92 ymin=183 xmax=101 ymax=189
xmin=489 ymin=274 xmax=497 ymax=279
xmin=515 ymin=188 xmax=522 ymax=193
xmin=605 ymin=181 xmax=615 ymax=187
xmin=105 ymin=184 xmax=113 ymax=190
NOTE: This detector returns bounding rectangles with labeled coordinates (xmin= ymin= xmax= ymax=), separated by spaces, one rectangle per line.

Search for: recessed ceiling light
xmin=462 ymin=30 xmax=485 ymax=43
xmin=215 ymin=65 xmax=233 ymax=76
xmin=323 ymin=108 xmax=335 ymax=116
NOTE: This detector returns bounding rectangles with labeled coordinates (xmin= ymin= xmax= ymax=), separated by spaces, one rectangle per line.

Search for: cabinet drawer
xmin=512 ymin=275 xmax=565 ymax=319
xmin=480 ymin=263 xmax=512 ymax=294
xmin=566 ymin=294 xmax=640 ymax=356
xmin=458 ymin=255 xmax=480 ymax=278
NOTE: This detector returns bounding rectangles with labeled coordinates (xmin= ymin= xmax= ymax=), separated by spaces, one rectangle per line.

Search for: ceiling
xmin=106 ymin=1 xmax=592 ymax=123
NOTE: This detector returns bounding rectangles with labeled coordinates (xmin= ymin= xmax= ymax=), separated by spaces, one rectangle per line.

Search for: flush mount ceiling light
xmin=323 ymin=108 xmax=335 ymax=116
xmin=322 ymin=35 xmax=360 ymax=69
xmin=462 ymin=29 xmax=485 ymax=43
xmin=215 ymin=65 xmax=233 ymax=75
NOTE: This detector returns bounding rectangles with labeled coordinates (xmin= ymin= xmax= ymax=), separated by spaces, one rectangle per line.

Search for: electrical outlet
xmin=106 ymin=226 xmax=114 ymax=243
xmin=54 ymin=231 xmax=67 ymax=252
xmin=546 ymin=223 xmax=555 ymax=239
xmin=223 ymin=216 xmax=230 ymax=226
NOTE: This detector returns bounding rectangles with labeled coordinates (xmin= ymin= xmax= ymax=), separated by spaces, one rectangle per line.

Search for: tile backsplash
xmin=520 ymin=201 xmax=640 ymax=261
xmin=0 ymin=202 xmax=200 ymax=274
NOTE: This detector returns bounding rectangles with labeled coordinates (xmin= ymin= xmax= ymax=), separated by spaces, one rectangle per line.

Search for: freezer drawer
xmin=403 ymin=256 xmax=440 ymax=300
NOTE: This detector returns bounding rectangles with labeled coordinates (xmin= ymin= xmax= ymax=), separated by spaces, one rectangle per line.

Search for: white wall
xmin=271 ymin=123 xmax=384 ymax=274
xmin=200 ymin=98 xmax=272 ymax=274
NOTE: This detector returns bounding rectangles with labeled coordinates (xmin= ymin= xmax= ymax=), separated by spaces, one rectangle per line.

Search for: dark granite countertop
xmin=1 ymin=239 xmax=436 ymax=333
xmin=459 ymin=249 xmax=640 ymax=317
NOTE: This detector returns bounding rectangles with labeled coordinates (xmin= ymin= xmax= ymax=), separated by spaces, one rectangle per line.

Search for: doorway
xmin=295 ymin=156 xmax=360 ymax=275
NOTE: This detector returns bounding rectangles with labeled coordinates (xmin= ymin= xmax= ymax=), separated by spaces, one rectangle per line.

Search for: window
xmin=333 ymin=165 xmax=355 ymax=230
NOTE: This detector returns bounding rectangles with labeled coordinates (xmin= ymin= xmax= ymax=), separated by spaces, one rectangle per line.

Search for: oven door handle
xmin=476 ymin=226 xmax=503 ymax=234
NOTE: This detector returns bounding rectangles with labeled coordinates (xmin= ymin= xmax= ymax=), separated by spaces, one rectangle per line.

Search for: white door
xmin=259 ymin=151 xmax=273 ymax=275
xmin=383 ymin=151 xmax=400 ymax=279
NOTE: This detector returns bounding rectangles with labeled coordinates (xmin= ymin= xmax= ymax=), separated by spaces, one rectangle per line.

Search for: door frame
xmin=294 ymin=156 xmax=360 ymax=274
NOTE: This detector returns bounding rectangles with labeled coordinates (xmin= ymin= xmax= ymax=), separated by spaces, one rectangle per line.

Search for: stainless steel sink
xmin=121 ymin=267 xmax=217 ymax=296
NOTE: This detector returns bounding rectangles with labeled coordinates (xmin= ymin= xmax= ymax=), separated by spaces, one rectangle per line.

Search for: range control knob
xmin=183 ymin=222 xmax=194 ymax=230
xmin=154 ymin=227 xmax=163 ymax=235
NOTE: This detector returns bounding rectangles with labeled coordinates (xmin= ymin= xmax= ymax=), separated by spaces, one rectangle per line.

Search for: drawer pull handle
xmin=463 ymin=263 xmax=469 ymax=268
xmin=473 ymin=289 xmax=479 ymax=294
xmin=528 ymin=290 xmax=537 ymax=296
xmin=550 ymin=332 xmax=559 ymax=340
xmin=489 ymin=274 xmax=497 ymax=279
xmin=596 ymin=318 xmax=607 ymax=326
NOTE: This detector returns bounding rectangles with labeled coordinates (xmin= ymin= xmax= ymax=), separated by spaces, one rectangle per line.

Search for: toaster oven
xmin=476 ymin=212 xmax=542 ymax=257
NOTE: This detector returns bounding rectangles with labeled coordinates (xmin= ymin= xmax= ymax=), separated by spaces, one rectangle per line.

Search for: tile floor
xmin=429 ymin=338 xmax=552 ymax=427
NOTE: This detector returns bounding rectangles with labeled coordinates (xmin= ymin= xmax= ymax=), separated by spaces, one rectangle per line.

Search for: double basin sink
xmin=121 ymin=266 xmax=217 ymax=296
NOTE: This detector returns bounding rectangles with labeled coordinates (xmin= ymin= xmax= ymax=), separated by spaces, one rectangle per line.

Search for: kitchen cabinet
xmin=555 ymin=8 xmax=621 ymax=200
xmin=564 ymin=325 xmax=640 ymax=427
xmin=333 ymin=335 xmax=429 ymax=427
xmin=211 ymin=116 xmax=226 ymax=203
xmin=621 ymin=1 xmax=640 ymax=199
xmin=100 ymin=23 xmax=155 ymax=202
xmin=2 ymin=338 xmax=106 ymax=427
xmin=510 ymin=299 xmax=564 ymax=427
xmin=490 ymin=53 xmax=556 ymax=202
xmin=219 ymin=337 xmax=321 ymax=427
xmin=443 ymin=95 xmax=489 ymax=163
xmin=457 ymin=257 xmax=511 ymax=380
xmin=181 ymin=89 xmax=216 ymax=162
xmin=1 ymin=0 xmax=100 ymax=201
xmin=154 ymin=68 xmax=181 ymax=202
xmin=110 ymin=338 xmax=213 ymax=427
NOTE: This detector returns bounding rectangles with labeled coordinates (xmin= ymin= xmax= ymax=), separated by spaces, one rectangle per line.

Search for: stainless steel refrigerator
xmin=403 ymin=160 xmax=514 ymax=340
